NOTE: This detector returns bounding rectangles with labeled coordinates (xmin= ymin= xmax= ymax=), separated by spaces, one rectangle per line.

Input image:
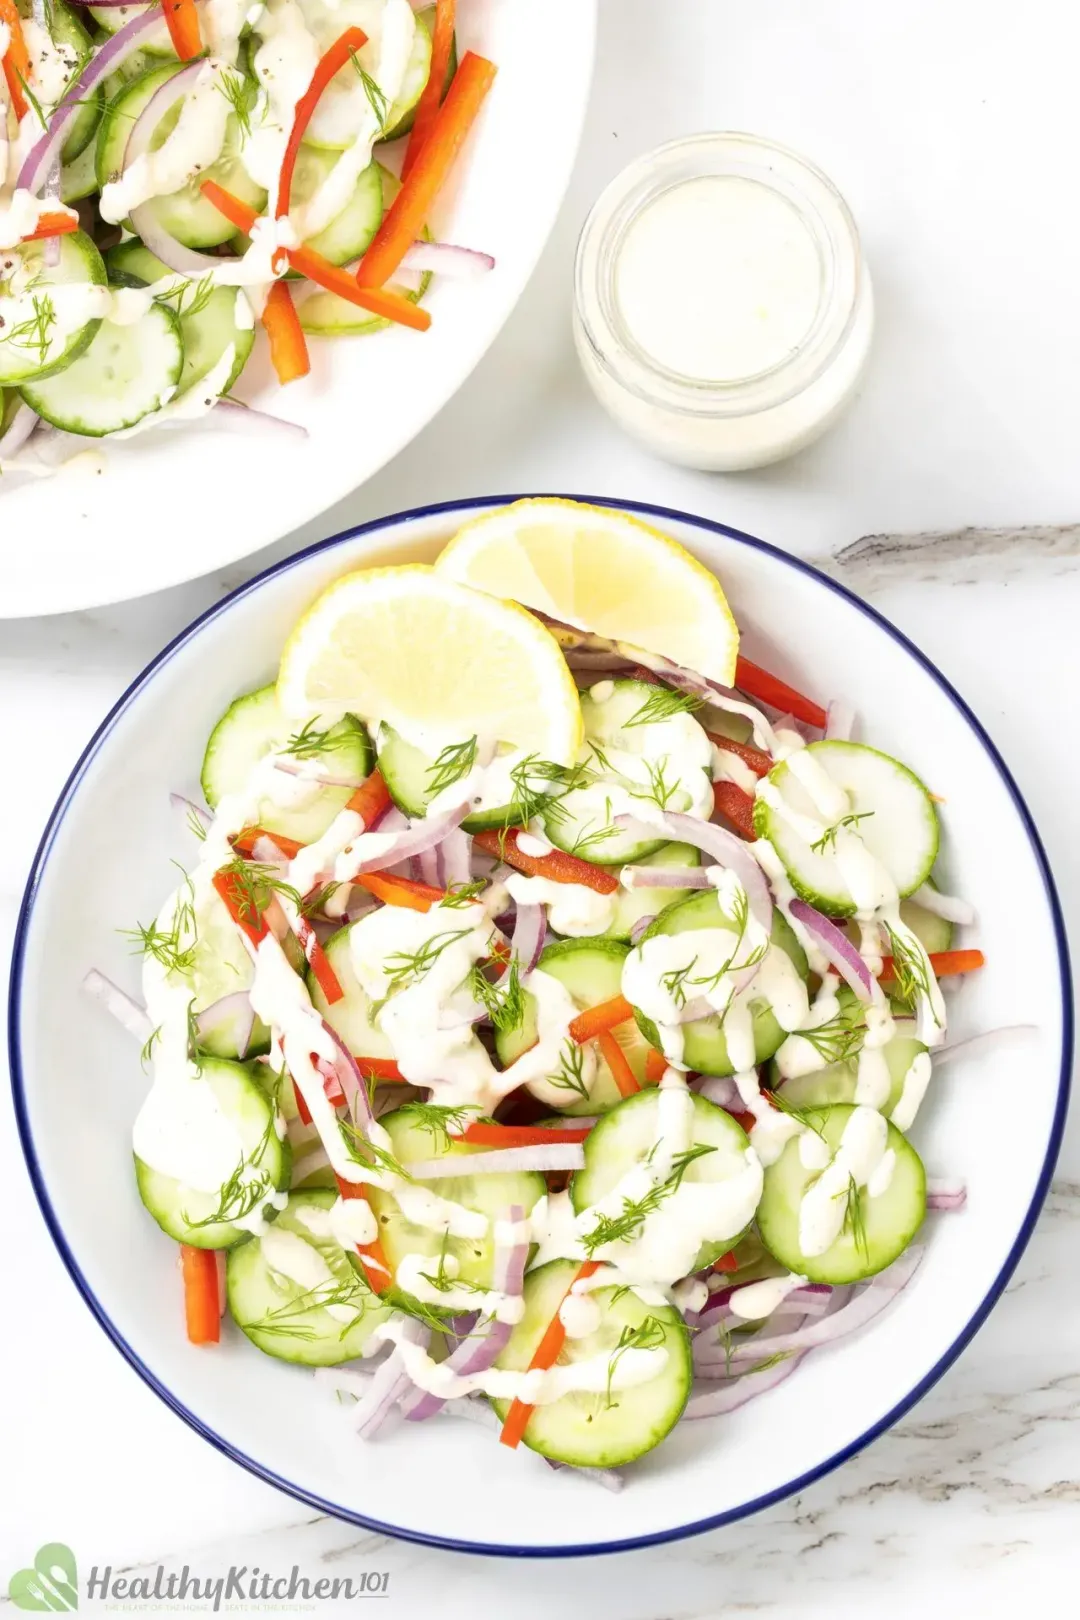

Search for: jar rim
xmin=574 ymin=132 xmax=867 ymax=422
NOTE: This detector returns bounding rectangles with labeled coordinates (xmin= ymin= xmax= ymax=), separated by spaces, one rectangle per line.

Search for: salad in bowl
xmin=83 ymin=498 xmax=997 ymax=1487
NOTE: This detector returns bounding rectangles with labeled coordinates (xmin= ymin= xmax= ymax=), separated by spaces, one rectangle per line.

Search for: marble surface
xmin=3 ymin=0 xmax=1079 ymax=1613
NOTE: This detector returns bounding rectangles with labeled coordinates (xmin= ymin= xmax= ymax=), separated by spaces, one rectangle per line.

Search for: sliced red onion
xmin=290 ymin=1143 xmax=331 ymax=1185
xmin=318 ymin=1017 xmax=377 ymax=1132
xmin=617 ymin=812 xmax=772 ymax=931
xmin=511 ymin=901 xmax=545 ymax=974
xmin=926 ymin=1178 xmax=967 ymax=1211
xmin=417 ymin=845 xmax=441 ymax=888
xmin=440 ymin=827 xmax=472 ymax=888
xmin=621 ymin=866 xmax=708 ymax=890
xmin=196 ymin=990 xmax=256 ymax=1057
xmin=408 ymin=1143 xmax=585 ymax=1180
xmin=211 ymin=399 xmax=310 ymax=441
xmin=399 ymin=240 xmax=495 ymax=277
xmin=932 ymin=1025 xmax=1036 ymax=1068
xmin=354 ymin=1318 xmax=430 ymax=1439
xmin=19 ymin=8 xmax=175 ymax=193
xmin=564 ymin=650 xmax=633 ymax=673
xmin=693 ymin=1074 xmax=740 ymax=1109
xmin=629 ymin=913 xmax=657 ymax=946
xmin=909 ymin=882 xmax=977 ymax=926
xmin=788 ymin=898 xmax=877 ymax=1002
xmin=82 ymin=969 xmax=154 ymax=1043
xmin=0 ymin=400 xmax=39 ymax=457
xmin=683 ymin=1355 xmax=805 ymax=1418
xmin=343 ymin=804 xmax=470 ymax=877
xmin=403 ymin=1204 xmax=526 ymax=1421
xmin=169 ymin=791 xmax=212 ymax=834
xmin=272 ymin=760 xmax=359 ymax=789
xmin=824 ymin=699 xmax=854 ymax=742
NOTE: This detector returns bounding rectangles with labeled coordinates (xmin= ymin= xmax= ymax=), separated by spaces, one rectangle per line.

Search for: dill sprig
xmin=582 ymin=1143 xmax=717 ymax=1255
xmin=467 ymin=959 xmax=525 ymax=1033
xmin=339 ymin=1119 xmax=413 ymax=1184
xmin=604 ymin=1315 xmax=667 ymax=1407
xmin=426 ymin=736 xmax=478 ymax=796
xmin=764 ymin=1089 xmax=826 ymax=1138
xmin=882 ymin=921 xmax=940 ymax=1022
xmin=155 ymin=273 xmax=218 ymax=320
xmin=283 ymin=718 xmax=347 ymax=759
xmin=440 ymin=879 xmax=487 ymax=909
xmin=371 ymin=927 xmax=472 ymax=1015
xmin=840 ymin=1173 xmax=870 ymax=1262
xmin=622 ymin=687 xmax=703 ymax=729
xmin=15 ymin=72 xmax=48 ymax=132
xmin=243 ymin=1273 xmax=371 ymax=1342
xmin=628 ymin=757 xmax=682 ymax=813
xmin=140 ymin=1025 xmax=161 ymax=1070
xmin=550 ymin=1038 xmax=591 ymax=1101
xmin=811 ymin=811 xmax=876 ymax=856
xmin=216 ymin=856 xmax=303 ymax=927
xmin=660 ymin=957 xmax=698 ymax=1010
xmin=350 ymin=49 xmax=389 ymax=130
xmin=568 ymin=815 xmax=619 ymax=859
xmin=186 ymin=803 xmax=208 ymax=842
xmin=8 ymin=292 xmax=56 ymax=364
xmin=300 ymin=880 xmax=343 ymax=920
xmin=392 ymin=1295 xmax=461 ymax=1338
xmin=122 ymin=869 xmax=198 ymax=975
xmin=184 ymin=1114 xmax=277 ymax=1229
xmin=796 ymin=1001 xmax=866 ymax=1066
xmin=216 ymin=66 xmax=255 ymax=140
xmin=505 ymin=754 xmax=592 ymax=830
xmin=398 ymin=1101 xmax=474 ymax=1152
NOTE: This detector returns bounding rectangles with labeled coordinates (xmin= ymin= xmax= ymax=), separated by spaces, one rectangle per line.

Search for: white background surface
xmin=3 ymin=0 xmax=1079 ymax=1614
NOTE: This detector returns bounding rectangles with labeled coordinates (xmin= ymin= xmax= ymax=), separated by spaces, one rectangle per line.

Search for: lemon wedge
xmin=277 ymin=564 xmax=583 ymax=762
xmin=435 ymin=498 xmax=739 ymax=686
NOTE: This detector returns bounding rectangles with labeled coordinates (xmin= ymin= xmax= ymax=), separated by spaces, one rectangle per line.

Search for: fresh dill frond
xmin=467 ymin=959 xmax=525 ymax=1033
xmin=121 ymin=870 xmax=198 ymax=975
xmin=882 ymin=921 xmax=939 ymax=1022
xmin=840 ymin=1173 xmax=870 ymax=1261
xmin=505 ymin=754 xmax=592 ymax=830
xmin=810 ymin=811 xmax=876 ymax=856
xmin=16 ymin=72 xmax=48 ymax=132
xmin=184 ymin=1113 xmax=276 ymax=1229
xmin=660 ymin=957 xmax=698 ymax=1010
xmin=746 ymin=1349 xmax=794 ymax=1376
xmin=216 ymin=856 xmax=303 ymax=928
xmin=796 ymin=1002 xmax=866 ymax=1066
xmin=397 ymin=1100 xmax=473 ymax=1152
xmin=8 ymin=292 xmax=56 ymax=364
xmin=439 ymin=879 xmax=487 ymax=909
xmin=371 ymin=928 xmax=472 ymax=1015
xmin=550 ymin=1037 xmax=591 ymax=1101
xmin=216 ymin=66 xmax=255 ymax=140
xmin=764 ymin=1088 xmax=826 ymax=1138
xmin=349 ymin=48 xmax=389 ymax=129
xmin=582 ymin=1143 xmax=717 ymax=1254
xmin=243 ymin=1273 xmax=371 ymax=1341
xmin=300 ymin=880 xmax=343 ymax=920
xmin=185 ymin=803 xmax=208 ymax=842
xmin=629 ymin=757 xmax=682 ymax=813
xmin=282 ymin=717 xmax=347 ymax=758
xmin=622 ymin=687 xmax=703 ymax=729
xmin=604 ymin=1314 xmax=667 ymax=1407
xmin=339 ymin=1118 xmax=413 ymax=1184
xmin=426 ymin=736 xmax=478 ymax=796
xmin=568 ymin=814 xmax=619 ymax=858
xmin=154 ymin=272 xmax=217 ymax=320
xmin=140 ymin=1025 xmax=161 ymax=1070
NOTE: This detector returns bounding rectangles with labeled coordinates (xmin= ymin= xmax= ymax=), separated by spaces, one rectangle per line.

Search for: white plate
xmin=0 ymin=3 xmax=596 ymax=620
xmin=9 ymin=497 xmax=1072 ymax=1555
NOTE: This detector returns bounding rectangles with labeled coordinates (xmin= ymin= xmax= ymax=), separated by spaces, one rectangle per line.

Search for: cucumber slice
xmin=200 ymin=684 xmax=374 ymax=846
xmin=490 ymin=1260 xmax=691 ymax=1466
xmin=0 ymin=231 xmax=106 ymax=385
xmin=772 ymin=1032 xmax=928 ymax=1121
xmin=754 ymin=741 xmax=939 ymax=918
xmin=632 ymin=892 xmax=809 ymax=1076
xmin=571 ymin=1087 xmax=754 ymax=1268
xmin=227 ymin=1188 xmax=392 ymax=1364
xmin=20 ymin=1 xmax=103 ymax=162
xmin=757 ymin=1103 xmax=925 ymax=1283
xmin=105 ymin=243 xmax=255 ymax=398
xmin=21 ymin=301 xmax=183 ymax=436
xmin=494 ymin=938 xmax=651 ymax=1116
xmin=290 ymin=149 xmax=383 ymax=267
xmin=134 ymin=1056 xmax=291 ymax=1249
xmin=307 ymin=919 xmax=396 ymax=1062
xmin=96 ymin=64 xmax=266 ymax=247
xmin=61 ymin=141 xmax=99 ymax=203
xmin=543 ymin=679 xmax=714 ymax=866
xmin=89 ymin=2 xmax=175 ymax=54
xmin=599 ymin=842 xmax=702 ymax=944
xmin=366 ymin=1107 xmax=547 ymax=1305
xmin=375 ymin=721 xmax=522 ymax=832
xmin=379 ymin=5 xmax=457 ymax=141
xmin=298 ymin=169 xmax=431 ymax=335
xmin=186 ymin=884 xmax=271 ymax=1060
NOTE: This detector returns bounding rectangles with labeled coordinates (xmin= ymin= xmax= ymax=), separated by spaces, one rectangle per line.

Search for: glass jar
xmin=573 ymin=132 xmax=874 ymax=472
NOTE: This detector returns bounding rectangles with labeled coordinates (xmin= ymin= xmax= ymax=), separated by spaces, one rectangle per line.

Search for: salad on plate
xmin=0 ymin=0 xmax=493 ymax=468
xmin=86 ymin=498 xmax=996 ymax=1486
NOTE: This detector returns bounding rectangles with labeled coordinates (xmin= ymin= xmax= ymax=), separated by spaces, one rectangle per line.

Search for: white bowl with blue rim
xmin=9 ymin=497 xmax=1071 ymax=1554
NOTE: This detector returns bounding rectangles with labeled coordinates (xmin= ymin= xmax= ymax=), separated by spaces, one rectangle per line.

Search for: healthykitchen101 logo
xmin=8 ymin=1544 xmax=79 ymax=1611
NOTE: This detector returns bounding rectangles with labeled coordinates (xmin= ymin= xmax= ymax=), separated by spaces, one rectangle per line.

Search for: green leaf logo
xmin=8 ymin=1544 xmax=78 ymax=1611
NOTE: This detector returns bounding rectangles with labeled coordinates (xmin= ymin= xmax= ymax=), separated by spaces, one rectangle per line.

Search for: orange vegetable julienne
xmin=402 ymin=0 xmax=456 ymax=177
xmin=356 ymin=871 xmax=445 ymax=912
xmin=499 ymin=1259 xmax=602 ymax=1449
xmin=0 ymin=0 xmax=31 ymax=120
xmin=212 ymin=867 xmax=268 ymax=947
xmin=712 ymin=1251 xmax=739 ymax=1275
xmin=357 ymin=49 xmax=496 ymax=289
xmin=233 ymin=826 xmax=305 ymax=860
xmin=274 ymin=26 xmax=369 ymax=271
xmin=160 ymin=0 xmax=203 ymax=61
xmin=346 ymin=767 xmax=393 ymax=827
xmin=21 ymin=210 xmax=79 ymax=243
xmin=452 ymin=1122 xmax=593 ymax=1148
xmin=880 ymin=949 xmax=985 ymax=981
xmin=644 ymin=1048 xmax=668 ymax=1084
xmin=707 ymin=734 xmax=773 ymax=778
xmin=597 ymin=1027 xmax=641 ymax=1098
xmin=335 ymin=1175 xmax=392 ymax=1292
xmin=568 ymin=994 xmax=634 ymax=1044
xmin=180 ymin=1245 xmax=221 ymax=1345
xmin=261 ymin=280 xmax=310 ymax=384
xmin=734 ymin=655 xmax=827 ymax=731
xmin=199 ymin=181 xmax=430 ymax=332
xmin=472 ymin=829 xmax=619 ymax=895
xmin=712 ymin=780 xmax=757 ymax=841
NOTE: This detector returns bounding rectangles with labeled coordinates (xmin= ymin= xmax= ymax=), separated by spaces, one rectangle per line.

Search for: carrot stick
xmin=597 ymin=1028 xmax=641 ymax=1098
xmin=472 ymin=828 xmax=619 ymax=895
xmin=346 ymin=767 xmax=393 ymax=827
xmin=212 ymin=867 xmax=268 ymax=946
xmin=0 ymin=0 xmax=31 ymax=120
xmin=355 ymin=872 xmax=445 ymax=912
xmin=880 ymin=949 xmax=985 ymax=982
xmin=499 ymin=1259 xmax=601 ymax=1449
xmin=711 ymin=1251 xmax=739 ymax=1275
xmin=334 ymin=1175 xmax=392 ymax=1293
xmin=712 ymin=780 xmax=757 ymax=841
xmin=568 ymin=995 xmax=634 ymax=1044
xmin=453 ymin=1122 xmax=593 ymax=1148
xmin=402 ymin=0 xmax=456 ymax=177
xmin=200 ymin=181 xmax=430 ymax=332
xmin=233 ymin=826 xmax=305 ymax=859
xmin=261 ymin=280 xmax=310 ymax=384
xmin=707 ymin=734 xmax=773 ymax=778
xmin=730 ymin=1110 xmax=757 ymax=1133
xmin=274 ymin=26 xmax=369 ymax=270
xmin=356 ymin=1055 xmax=406 ymax=1081
xmin=160 ymin=0 xmax=203 ymax=61
xmin=734 ymin=656 xmax=827 ymax=731
xmin=180 ymin=1245 xmax=221 ymax=1344
xmin=21 ymin=210 xmax=79 ymax=243
xmin=644 ymin=1048 xmax=668 ymax=1084
xmin=357 ymin=50 xmax=496 ymax=289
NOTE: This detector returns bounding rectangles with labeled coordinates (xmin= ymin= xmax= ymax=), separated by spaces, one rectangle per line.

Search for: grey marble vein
xmin=815 ymin=523 xmax=1080 ymax=595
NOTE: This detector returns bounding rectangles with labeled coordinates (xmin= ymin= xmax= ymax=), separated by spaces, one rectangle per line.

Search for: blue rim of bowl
xmin=8 ymin=494 xmax=1073 ymax=1559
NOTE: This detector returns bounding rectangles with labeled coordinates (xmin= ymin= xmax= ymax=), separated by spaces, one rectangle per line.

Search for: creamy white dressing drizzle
xmin=504 ymin=871 xmax=617 ymax=937
xmin=798 ymin=1105 xmax=888 ymax=1257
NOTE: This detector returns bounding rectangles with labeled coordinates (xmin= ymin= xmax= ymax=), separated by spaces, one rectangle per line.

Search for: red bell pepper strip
xmin=644 ymin=1047 xmax=668 ymax=1084
xmin=402 ymin=0 xmax=456 ymax=177
xmin=261 ymin=279 xmax=310 ymax=384
xmin=453 ymin=1121 xmax=593 ymax=1149
xmin=212 ymin=867 xmax=268 ymax=946
xmin=568 ymin=994 xmax=634 ymax=1044
xmin=346 ymin=767 xmax=393 ymax=827
xmin=355 ymin=871 xmax=445 ymax=912
xmin=597 ymin=1027 xmax=641 ymax=1098
xmin=499 ymin=1258 xmax=602 ymax=1449
xmin=233 ymin=826 xmax=305 ymax=860
xmin=0 ymin=0 xmax=31 ymax=120
xmin=880 ymin=949 xmax=985 ymax=982
xmin=180 ymin=1244 xmax=221 ymax=1344
xmin=20 ymin=210 xmax=79 ymax=243
xmin=734 ymin=656 xmax=827 ymax=731
xmin=200 ymin=180 xmax=432 ymax=332
xmin=160 ymin=0 xmax=203 ymax=62
xmin=335 ymin=1174 xmax=392 ymax=1292
xmin=357 ymin=50 xmax=496 ymax=289
xmin=712 ymin=780 xmax=757 ymax=841
xmin=707 ymin=733 xmax=773 ymax=778
xmin=274 ymin=25 xmax=369 ymax=271
xmin=730 ymin=1110 xmax=758 ymax=1134
xmin=711 ymin=1250 xmax=739 ymax=1275
xmin=472 ymin=828 xmax=619 ymax=895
